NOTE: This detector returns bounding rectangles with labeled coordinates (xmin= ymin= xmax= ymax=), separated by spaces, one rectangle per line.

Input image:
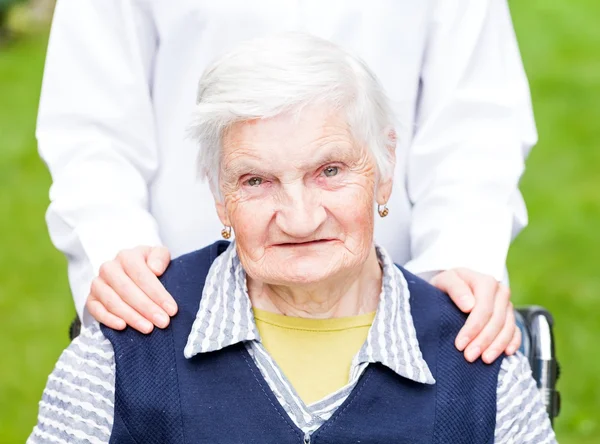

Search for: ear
xmin=215 ymin=197 xmax=231 ymax=227
xmin=376 ymin=127 xmax=397 ymax=205
xmin=376 ymin=175 xmax=393 ymax=206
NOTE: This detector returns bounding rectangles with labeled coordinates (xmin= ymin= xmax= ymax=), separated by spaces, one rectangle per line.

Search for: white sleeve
xmin=37 ymin=0 xmax=162 ymax=324
xmin=404 ymin=0 xmax=537 ymax=281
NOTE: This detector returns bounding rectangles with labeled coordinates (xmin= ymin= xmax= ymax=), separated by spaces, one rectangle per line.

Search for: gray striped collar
xmin=183 ymin=241 xmax=435 ymax=385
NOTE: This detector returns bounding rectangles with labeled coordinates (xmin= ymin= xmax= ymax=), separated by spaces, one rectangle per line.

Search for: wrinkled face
xmin=216 ymin=107 xmax=393 ymax=287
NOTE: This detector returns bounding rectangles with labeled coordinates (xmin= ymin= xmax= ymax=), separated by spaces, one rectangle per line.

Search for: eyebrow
xmin=223 ymin=144 xmax=355 ymax=179
xmin=308 ymin=145 xmax=354 ymax=168
xmin=222 ymin=158 xmax=268 ymax=181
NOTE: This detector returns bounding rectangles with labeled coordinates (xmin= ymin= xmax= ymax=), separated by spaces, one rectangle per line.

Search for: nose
xmin=275 ymin=182 xmax=326 ymax=239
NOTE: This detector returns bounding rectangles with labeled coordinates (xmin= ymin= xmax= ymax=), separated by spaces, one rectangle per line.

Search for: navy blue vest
xmin=102 ymin=241 xmax=502 ymax=444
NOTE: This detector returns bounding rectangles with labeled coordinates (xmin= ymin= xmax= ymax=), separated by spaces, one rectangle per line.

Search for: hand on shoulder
xmin=86 ymin=245 xmax=177 ymax=333
xmin=430 ymin=268 xmax=521 ymax=364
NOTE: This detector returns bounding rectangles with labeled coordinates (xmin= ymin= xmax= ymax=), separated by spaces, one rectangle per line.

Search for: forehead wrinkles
xmin=219 ymin=110 xmax=372 ymax=181
xmin=222 ymin=145 xmax=262 ymax=168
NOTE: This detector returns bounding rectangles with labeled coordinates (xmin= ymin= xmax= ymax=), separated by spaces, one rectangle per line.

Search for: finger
xmin=454 ymin=274 xmax=498 ymax=352
xmin=464 ymin=284 xmax=511 ymax=363
xmin=122 ymin=250 xmax=178 ymax=317
xmin=506 ymin=321 xmax=522 ymax=356
xmin=87 ymin=297 xmax=126 ymax=330
xmin=146 ymin=246 xmax=171 ymax=275
xmin=100 ymin=259 xmax=170 ymax=329
xmin=481 ymin=304 xmax=516 ymax=364
xmin=90 ymin=277 xmax=154 ymax=333
xmin=431 ymin=270 xmax=475 ymax=313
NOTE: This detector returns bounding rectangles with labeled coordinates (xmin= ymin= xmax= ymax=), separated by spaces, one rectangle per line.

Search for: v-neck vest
xmin=102 ymin=241 xmax=501 ymax=444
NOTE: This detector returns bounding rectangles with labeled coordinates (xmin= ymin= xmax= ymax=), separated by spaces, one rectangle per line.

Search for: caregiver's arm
xmin=27 ymin=323 xmax=116 ymax=443
xmin=38 ymin=0 xmax=175 ymax=329
xmin=405 ymin=0 xmax=536 ymax=362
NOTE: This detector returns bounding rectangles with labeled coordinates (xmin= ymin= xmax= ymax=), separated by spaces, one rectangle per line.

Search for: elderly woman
xmin=28 ymin=34 xmax=555 ymax=444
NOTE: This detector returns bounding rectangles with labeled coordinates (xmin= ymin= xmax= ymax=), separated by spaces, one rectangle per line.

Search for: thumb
xmin=147 ymin=246 xmax=171 ymax=275
xmin=431 ymin=270 xmax=475 ymax=313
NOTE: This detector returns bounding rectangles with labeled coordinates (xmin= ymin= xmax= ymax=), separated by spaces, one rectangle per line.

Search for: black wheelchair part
xmin=516 ymin=306 xmax=561 ymax=425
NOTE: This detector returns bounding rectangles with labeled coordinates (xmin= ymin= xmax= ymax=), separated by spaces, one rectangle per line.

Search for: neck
xmin=247 ymin=247 xmax=382 ymax=318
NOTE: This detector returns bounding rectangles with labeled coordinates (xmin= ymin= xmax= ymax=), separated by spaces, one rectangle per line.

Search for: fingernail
xmin=164 ymin=302 xmax=177 ymax=316
xmin=483 ymin=350 xmax=497 ymax=363
xmin=153 ymin=312 xmax=169 ymax=328
xmin=506 ymin=346 xmax=516 ymax=355
xmin=137 ymin=320 xmax=153 ymax=333
xmin=150 ymin=260 xmax=163 ymax=272
xmin=456 ymin=336 xmax=469 ymax=351
xmin=461 ymin=295 xmax=474 ymax=311
xmin=466 ymin=346 xmax=480 ymax=362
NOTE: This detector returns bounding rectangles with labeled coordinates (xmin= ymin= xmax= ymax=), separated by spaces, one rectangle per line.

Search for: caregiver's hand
xmin=87 ymin=246 xmax=176 ymax=333
xmin=430 ymin=268 xmax=521 ymax=364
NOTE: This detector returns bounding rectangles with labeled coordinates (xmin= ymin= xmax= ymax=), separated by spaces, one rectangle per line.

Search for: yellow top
xmin=253 ymin=308 xmax=376 ymax=406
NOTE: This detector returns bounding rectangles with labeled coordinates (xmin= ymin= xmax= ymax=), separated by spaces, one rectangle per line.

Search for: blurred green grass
xmin=0 ymin=0 xmax=599 ymax=442
xmin=508 ymin=0 xmax=600 ymax=442
xmin=0 ymin=31 xmax=74 ymax=442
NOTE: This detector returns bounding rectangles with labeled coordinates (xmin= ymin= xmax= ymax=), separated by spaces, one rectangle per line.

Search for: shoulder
xmin=103 ymin=242 xmax=232 ymax=353
xmin=396 ymin=265 xmax=467 ymax=326
xmin=395 ymin=266 xmax=476 ymax=374
xmin=159 ymin=240 xmax=230 ymax=298
xmin=494 ymin=353 xmax=557 ymax=443
xmin=396 ymin=266 xmax=455 ymax=306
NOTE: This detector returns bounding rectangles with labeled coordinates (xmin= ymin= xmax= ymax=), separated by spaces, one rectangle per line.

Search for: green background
xmin=1 ymin=1 xmax=599 ymax=442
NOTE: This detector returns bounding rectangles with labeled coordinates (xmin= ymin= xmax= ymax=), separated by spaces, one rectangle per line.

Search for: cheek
xmin=327 ymin=158 xmax=377 ymax=238
xmin=326 ymin=185 xmax=375 ymax=242
xmin=227 ymin=197 xmax=273 ymax=258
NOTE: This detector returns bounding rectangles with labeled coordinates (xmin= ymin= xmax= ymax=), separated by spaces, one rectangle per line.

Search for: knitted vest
xmin=102 ymin=241 xmax=501 ymax=444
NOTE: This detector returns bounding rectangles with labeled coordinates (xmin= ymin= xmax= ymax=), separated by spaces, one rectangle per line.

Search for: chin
xmin=268 ymin=250 xmax=343 ymax=285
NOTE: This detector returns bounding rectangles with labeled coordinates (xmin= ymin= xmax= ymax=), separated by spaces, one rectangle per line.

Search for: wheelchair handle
xmin=518 ymin=306 xmax=561 ymax=424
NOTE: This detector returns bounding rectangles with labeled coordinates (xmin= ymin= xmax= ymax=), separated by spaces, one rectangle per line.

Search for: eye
xmin=323 ymin=166 xmax=339 ymax=177
xmin=246 ymin=177 xmax=263 ymax=187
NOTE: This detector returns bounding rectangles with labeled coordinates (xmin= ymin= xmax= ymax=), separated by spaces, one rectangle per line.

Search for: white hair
xmin=188 ymin=32 xmax=396 ymax=197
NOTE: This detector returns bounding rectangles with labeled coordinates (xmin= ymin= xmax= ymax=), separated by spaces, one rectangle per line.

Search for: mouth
xmin=274 ymin=239 xmax=337 ymax=247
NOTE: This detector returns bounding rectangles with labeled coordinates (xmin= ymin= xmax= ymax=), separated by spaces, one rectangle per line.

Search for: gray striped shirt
xmin=28 ymin=243 xmax=557 ymax=443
